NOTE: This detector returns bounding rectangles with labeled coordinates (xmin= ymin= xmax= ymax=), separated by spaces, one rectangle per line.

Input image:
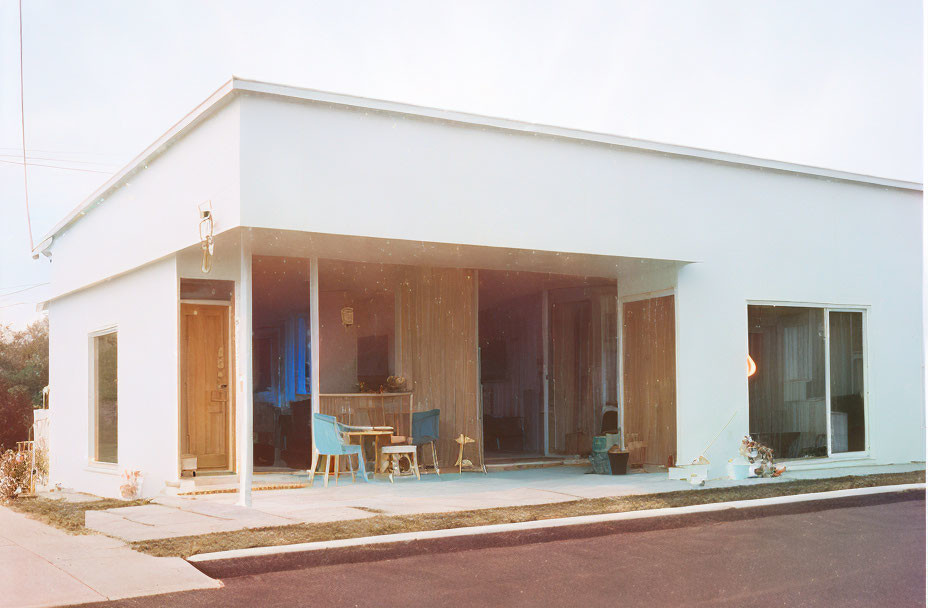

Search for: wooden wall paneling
xmin=548 ymin=299 xmax=594 ymax=455
xmin=654 ymin=296 xmax=676 ymax=465
xmin=399 ymin=267 xmax=479 ymax=468
xmin=623 ymin=298 xmax=649 ymax=465
xmin=622 ymin=295 xmax=676 ymax=466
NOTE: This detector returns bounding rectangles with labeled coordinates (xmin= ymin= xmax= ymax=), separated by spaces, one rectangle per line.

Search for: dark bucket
xmin=608 ymin=451 xmax=629 ymax=475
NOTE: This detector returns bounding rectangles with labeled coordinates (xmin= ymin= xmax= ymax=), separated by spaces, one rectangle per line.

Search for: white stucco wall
xmin=48 ymin=257 xmax=179 ymax=498
xmin=675 ymin=182 xmax=925 ymax=474
xmin=46 ymin=98 xmax=241 ymax=300
xmin=240 ymin=93 xmax=925 ymax=471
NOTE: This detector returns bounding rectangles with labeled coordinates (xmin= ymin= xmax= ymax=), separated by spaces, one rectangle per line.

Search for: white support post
xmin=236 ymin=232 xmax=253 ymax=507
xmin=309 ymin=257 xmax=321 ymax=473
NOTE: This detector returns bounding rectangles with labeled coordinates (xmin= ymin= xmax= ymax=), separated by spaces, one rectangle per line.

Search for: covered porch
xmin=176 ymin=227 xmax=689 ymax=502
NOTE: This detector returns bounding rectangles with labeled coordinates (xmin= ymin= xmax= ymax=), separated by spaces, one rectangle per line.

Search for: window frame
xmin=746 ymin=301 xmax=870 ymax=461
xmin=88 ymin=325 xmax=119 ymax=467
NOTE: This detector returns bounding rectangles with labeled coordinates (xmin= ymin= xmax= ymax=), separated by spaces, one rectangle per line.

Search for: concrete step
xmin=485 ymin=458 xmax=590 ymax=472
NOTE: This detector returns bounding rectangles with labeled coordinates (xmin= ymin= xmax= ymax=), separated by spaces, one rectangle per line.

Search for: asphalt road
xmin=87 ymin=494 xmax=925 ymax=608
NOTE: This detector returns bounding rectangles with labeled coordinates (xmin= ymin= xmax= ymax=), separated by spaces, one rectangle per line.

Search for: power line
xmin=0 ymin=281 xmax=49 ymax=292
xmin=18 ymin=0 xmax=33 ymax=252
xmin=0 ymin=146 xmax=122 ymax=160
xmin=0 ymin=283 xmax=49 ymax=298
xmin=0 ymin=158 xmax=114 ymax=174
xmin=0 ymin=153 xmax=119 ymax=168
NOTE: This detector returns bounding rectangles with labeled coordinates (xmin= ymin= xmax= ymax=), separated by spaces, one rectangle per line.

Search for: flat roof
xmin=35 ymin=76 xmax=923 ymax=254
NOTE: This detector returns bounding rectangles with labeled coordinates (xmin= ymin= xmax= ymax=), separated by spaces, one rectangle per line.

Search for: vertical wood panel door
xmin=622 ymin=295 xmax=676 ymax=466
xmin=548 ymin=300 xmax=593 ymax=455
xmin=181 ymin=303 xmax=232 ymax=470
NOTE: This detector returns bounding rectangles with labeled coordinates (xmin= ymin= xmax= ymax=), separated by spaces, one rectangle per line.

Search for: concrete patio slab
xmin=84 ymin=499 xmax=306 ymax=541
xmin=246 ymin=505 xmax=377 ymax=522
xmin=90 ymin=462 xmax=924 ymax=543
xmin=106 ymin=504 xmax=225 ymax=525
xmin=0 ymin=506 xmax=219 ymax=608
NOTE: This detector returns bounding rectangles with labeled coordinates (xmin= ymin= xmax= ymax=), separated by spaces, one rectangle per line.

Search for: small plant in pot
xmin=120 ymin=470 xmax=143 ymax=500
xmin=738 ymin=436 xmax=785 ymax=478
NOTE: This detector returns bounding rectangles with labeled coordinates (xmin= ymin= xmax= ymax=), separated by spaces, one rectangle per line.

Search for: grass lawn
xmin=8 ymin=495 xmax=151 ymax=533
xmin=6 ymin=470 xmax=923 ymax=558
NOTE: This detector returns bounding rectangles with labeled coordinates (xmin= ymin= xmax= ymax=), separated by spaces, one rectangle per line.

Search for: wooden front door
xmin=181 ymin=303 xmax=233 ymax=470
xmin=622 ymin=295 xmax=676 ymax=467
xmin=548 ymin=299 xmax=593 ymax=455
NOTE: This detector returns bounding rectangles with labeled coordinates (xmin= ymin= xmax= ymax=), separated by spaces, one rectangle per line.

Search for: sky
xmin=0 ymin=1 xmax=923 ymax=327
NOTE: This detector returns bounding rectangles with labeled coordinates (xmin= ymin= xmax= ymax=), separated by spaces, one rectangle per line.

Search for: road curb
xmin=188 ymin=483 xmax=924 ymax=578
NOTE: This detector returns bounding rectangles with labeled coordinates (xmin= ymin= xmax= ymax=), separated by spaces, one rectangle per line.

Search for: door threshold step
xmin=177 ymin=482 xmax=306 ymax=496
xmin=485 ymin=458 xmax=589 ymax=471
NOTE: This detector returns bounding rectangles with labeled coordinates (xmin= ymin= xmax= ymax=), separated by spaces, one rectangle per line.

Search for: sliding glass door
xmin=747 ymin=304 xmax=866 ymax=460
xmin=828 ymin=311 xmax=866 ymax=453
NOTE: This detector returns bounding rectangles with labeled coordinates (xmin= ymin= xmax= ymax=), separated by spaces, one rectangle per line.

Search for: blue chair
xmin=310 ymin=413 xmax=370 ymax=486
xmin=410 ymin=409 xmax=441 ymax=476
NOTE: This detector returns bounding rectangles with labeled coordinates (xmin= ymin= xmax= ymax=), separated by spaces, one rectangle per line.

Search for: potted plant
xmin=738 ymin=436 xmax=785 ymax=478
xmin=120 ymin=470 xmax=143 ymax=500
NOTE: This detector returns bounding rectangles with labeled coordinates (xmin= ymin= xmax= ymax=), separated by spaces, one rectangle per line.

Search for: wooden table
xmin=346 ymin=428 xmax=395 ymax=474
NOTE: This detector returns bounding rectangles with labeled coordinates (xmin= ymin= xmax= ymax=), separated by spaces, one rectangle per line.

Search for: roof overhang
xmin=35 ymin=76 xmax=924 ymax=257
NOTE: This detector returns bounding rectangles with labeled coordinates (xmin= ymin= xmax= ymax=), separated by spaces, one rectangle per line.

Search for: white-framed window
xmin=90 ymin=328 xmax=118 ymax=464
xmin=747 ymin=304 xmax=867 ymax=459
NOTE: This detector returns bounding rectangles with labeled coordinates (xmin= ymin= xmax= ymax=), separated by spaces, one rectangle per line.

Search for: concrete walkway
xmin=0 ymin=506 xmax=219 ymax=608
xmin=85 ymin=462 xmax=924 ymax=542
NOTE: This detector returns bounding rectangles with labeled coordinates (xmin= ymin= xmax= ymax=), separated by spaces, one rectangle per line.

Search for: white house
xmin=38 ymin=78 xmax=925 ymax=498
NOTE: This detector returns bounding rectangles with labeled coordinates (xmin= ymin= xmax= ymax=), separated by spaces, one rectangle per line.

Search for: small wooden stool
xmin=381 ymin=445 xmax=420 ymax=482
